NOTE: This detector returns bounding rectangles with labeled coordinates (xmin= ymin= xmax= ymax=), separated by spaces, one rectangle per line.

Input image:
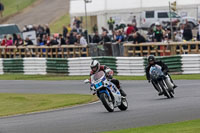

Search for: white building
xmin=70 ymin=0 xmax=200 ymax=33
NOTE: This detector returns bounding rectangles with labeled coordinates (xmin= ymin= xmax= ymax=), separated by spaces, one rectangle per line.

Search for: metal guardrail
xmin=123 ymin=42 xmax=200 ymax=56
xmin=0 ymin=45 xmax=89 ymax=58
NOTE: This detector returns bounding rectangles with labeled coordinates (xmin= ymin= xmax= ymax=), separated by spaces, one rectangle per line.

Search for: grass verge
xmin=0 ymin=93 xmax=97 ymax=117
xmin=103 ymin=119 xmax=200 ymax=133
xmin=0 ymin=74 xmax=200 ymax=80
xmin=49 ymin=13 xmax=70 ymax=34
xmin=1 ymin=0 xmax=37 ymax=18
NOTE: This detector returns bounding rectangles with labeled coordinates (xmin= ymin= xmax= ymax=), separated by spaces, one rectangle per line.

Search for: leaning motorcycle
xmin=150 ymin=65 xmax=175 ymax=98
xmin=84 ymin=71 xmax=128 ymax=112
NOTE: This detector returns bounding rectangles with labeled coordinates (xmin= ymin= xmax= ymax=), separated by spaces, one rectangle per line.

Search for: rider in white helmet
xmin=90 ymin=60 xmax=126 ymax=96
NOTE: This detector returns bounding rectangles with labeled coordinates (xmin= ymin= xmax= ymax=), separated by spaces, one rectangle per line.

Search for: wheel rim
xmin=122 ymin=99 xmax=128 ymax=107
xmin=105 ymin=95 xmax=114 ymax=109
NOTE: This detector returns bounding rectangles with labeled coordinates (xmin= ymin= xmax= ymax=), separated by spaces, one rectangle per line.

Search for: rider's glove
xmin=163 ymin=70 xmax=168 ymax=75
xmin=107 ymin=75 xmax=113 ymax=79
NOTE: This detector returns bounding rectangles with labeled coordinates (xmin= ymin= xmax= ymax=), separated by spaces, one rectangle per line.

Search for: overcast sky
xmin=70 ymin=0 xmax=200 ymax=14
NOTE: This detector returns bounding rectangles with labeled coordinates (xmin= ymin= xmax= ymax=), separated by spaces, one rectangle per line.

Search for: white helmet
xmin=90 ymin=60 xmax=100 ymax=73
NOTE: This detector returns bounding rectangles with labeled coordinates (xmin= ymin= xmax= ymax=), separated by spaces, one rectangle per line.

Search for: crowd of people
xmin=0 ymin=16 xmax=199 ymax=48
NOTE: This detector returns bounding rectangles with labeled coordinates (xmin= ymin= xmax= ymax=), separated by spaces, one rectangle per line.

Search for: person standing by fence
xmin=107 ymin=17 xmax=115 ymax=31
xmin=0 ymin=2 xmax=4 ymax=18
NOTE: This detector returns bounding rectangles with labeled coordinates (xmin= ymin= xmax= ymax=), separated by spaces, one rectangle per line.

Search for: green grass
xmin=49 ymin=14 xmax=93 ymax=34
xmin=1 ymin=0 xmax=37 ymax=18
xmin=49 ymin=13 xmax=70 ymax=33
xmin=0 ymin=74 xmax=200 ymax=80
xmin=103 ymin=119 xmax=200 ymax=133
xmin=0 ymin=93 xmax=97 ymax=117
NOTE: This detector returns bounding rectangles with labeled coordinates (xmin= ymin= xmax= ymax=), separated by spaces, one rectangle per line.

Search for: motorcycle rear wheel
xmin=118 ymin=97 xmax=128 ymax=111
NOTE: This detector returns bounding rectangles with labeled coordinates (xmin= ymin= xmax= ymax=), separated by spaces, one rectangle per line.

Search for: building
xmin=70 ymin=0 xmax=200 ymax=33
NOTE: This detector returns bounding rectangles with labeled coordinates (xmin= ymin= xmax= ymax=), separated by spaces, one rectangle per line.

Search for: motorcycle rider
xmin=145 ymin=55 xmax=177 ymax=96
xmin=90 ymin=60 xmax=126 ymax=97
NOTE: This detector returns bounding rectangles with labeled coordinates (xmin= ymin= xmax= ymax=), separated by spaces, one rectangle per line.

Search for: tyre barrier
xmin=0 ymin=55 xmax=199 ymax=75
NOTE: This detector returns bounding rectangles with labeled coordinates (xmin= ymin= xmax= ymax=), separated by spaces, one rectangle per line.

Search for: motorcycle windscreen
xmin=91 ymin=71 xmax=105 ymax=82
xmin=149 ymin=65 xmax=163 ymax=79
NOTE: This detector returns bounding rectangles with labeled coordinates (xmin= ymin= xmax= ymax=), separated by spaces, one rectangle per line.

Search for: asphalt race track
xmin=0 ymin=80 xmax=200 ymax=133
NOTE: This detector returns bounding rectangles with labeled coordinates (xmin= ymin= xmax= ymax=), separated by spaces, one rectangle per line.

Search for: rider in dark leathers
xmin=145 ymin=55 xmax=177 ymax=95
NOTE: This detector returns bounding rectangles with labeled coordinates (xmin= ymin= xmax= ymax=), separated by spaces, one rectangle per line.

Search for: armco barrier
xmin=0 ymin=58 xmax=4 ymax=74
xmin=24 ymin=58 xmax=46 ymax=75
xmin=93 ymin=57 xmax=117 ymax=74
xmin=0 ymin=55 xmax=199 ymax=75
xmin=68 ymin=57 xmax=92 ymax=76
xmin=116 ymin=57 xmax=145 ymax=76
xmin=181 ymin=54 xmax=200 ymax=74
xmin=46 ymin=58 xmax=68 ymax=75
xmin=3 ymin=59 xmax=23 ymax=73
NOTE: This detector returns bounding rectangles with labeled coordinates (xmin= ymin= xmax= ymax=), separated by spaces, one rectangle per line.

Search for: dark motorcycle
xmin=150 ymin=65 xmax=175 ymax=98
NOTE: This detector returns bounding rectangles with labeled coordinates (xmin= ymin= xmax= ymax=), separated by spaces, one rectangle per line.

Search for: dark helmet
xmin=148 ymin=55 xmax=155 ymax=64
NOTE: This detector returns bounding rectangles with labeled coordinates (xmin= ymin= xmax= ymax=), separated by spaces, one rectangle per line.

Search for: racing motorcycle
xmin=84 ymin=71 xmax=128 ymax=112
xmin=150 ymin=65 xmax=175 ymax=98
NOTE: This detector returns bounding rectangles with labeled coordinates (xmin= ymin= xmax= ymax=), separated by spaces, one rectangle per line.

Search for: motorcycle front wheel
xmin=100 ymin=93 xmax=114 ymax=112
xmin=159 ymin=80 xmax=170 ymax=98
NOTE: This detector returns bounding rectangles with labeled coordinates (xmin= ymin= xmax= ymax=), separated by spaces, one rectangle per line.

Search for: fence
xmin=0 ymin=42 xmax=200 ymax=58
xmin=0 ymin=45 xmax=89 ymax=58
xmin=124 ymin=41 xmax=200 ymax=57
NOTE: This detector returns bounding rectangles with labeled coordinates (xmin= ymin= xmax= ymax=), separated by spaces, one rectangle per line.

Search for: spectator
xmin=45 ymin=24 xmax=51 ymax=36
xmin=58 ymin=34 xmax=66 ymax=45
xmin=25 ymin=37 xmax=33 ymax=45
xmin=107 ymin=17 xmax=115 ymax=31
xmin=132 ymin=32 xmax=146 ymax=44
xmin=92 ymin=32 xmax=101 ymax=43
xmin=0 ymin=2 xmax=4 ymax=18
xmin=39 ymin=34 xmax=47 ymax=46
xmin=126 ymin=24 xmax=134 ymax=36
xmin=114 ymin=30 xmax=124 ymax=43
xmin=93 ymin=24 xmax=98 ymax=33
xmin=132 ymin=23 xmax=138 ymax=32
xmin=100 ymin=31 xmax=111 ymax=44
xmin=6 ymin=37 xmax=13 ymax=46
xmin=101 ymin=27 xmax=108 ymax=33
xmin=68 ymin=32 xmax=77 ymax=44
xmin=73 ymin=17 xmax=82 ymax=29
xmin=13 ymin=33 xmax=18 ymax=46
xmin=17 ymin=35 xmax=24 ymax=46
xmin=132 ymin=16 xmax=137 ymax=26
xmin=1 ymin=36 xmax=6 ymax=46
xmin=183 ymin=23 xmax=193 ymax=41
xmin=67 ymin=24 xmax=72 ymax=34
xmin=71 ymin=25 xmax=78 ymax=33
xmin=79 ymin=34 xmax=87 ymax=46
xmin=153 ymin=22 xmax=164 ymax=42
xmin=63 ymin=26 xmax=68 ymax=39
xmin=49 ymin=36 xmax=59 ymax=45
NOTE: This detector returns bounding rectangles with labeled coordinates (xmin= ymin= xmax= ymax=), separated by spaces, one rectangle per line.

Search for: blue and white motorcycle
xmin=84 ymin=71 xmax=128 ymax=112
xmin=150 ymin=65 xmax=175 ymax=98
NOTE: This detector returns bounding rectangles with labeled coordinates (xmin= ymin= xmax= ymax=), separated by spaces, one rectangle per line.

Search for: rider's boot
xmin=118 ymin=86 xmax=126 ymax=97
xmin=167 ymin=74 xmax=178 ymax=89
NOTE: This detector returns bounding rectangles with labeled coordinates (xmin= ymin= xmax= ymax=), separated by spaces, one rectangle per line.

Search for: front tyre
xmin=100 ymin=93 xmax=114 ymax=112
xmin=118 ymin=98 xmax=128 ymax=111
xmin=159 ymin=80 xmax=170 ymax=98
